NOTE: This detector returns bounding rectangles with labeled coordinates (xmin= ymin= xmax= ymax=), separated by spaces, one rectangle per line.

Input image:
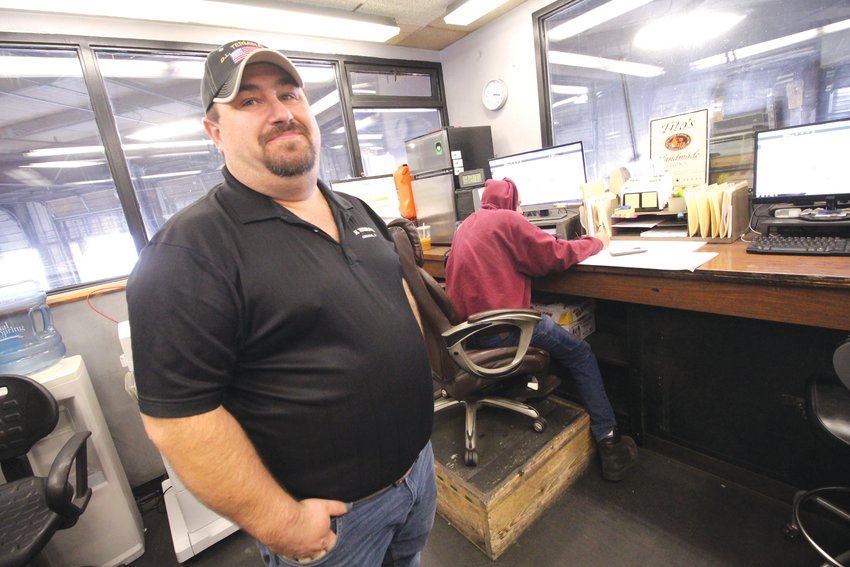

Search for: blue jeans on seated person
xmin=469 ymin=314 xmax=617 ymax=441
xmin=256 ymin=441 xmax=436 ymax=567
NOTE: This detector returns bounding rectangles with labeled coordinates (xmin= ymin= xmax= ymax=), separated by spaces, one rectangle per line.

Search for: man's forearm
xmin=142 ymin=407 xmax=298 ymax=544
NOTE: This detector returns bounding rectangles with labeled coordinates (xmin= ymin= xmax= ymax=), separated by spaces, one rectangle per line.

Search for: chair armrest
xmin=45 ymin=431 xmax=92 ymax=520
xmin=442 ymin=309 xmax=541 ymax=377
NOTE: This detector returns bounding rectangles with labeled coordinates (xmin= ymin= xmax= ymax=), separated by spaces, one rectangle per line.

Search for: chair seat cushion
xmin=447 ymin=347 xmax=550 ymax=399
xmin=0 ymin=477 xmax=62 ymax=567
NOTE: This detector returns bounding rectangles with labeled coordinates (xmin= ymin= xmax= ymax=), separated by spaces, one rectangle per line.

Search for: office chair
xmin=783 ymin=339 xmax=850 ymax=567
xmin=388 ymin=218 xmax=559 ymax=466
xmin=0 ymin=374 xmax=92 ymax=567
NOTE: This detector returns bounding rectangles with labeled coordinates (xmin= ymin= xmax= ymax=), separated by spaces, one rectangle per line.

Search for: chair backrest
xmin=388 ymin=218 xmax=462 ymax=388
xmin=0 ymin=374 xmax=59 ymax=479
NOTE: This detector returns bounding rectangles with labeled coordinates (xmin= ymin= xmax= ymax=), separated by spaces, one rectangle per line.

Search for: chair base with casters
xmin=435 ymin=390 xmax=548 ymax=467
xmin=783 ymin=340 xmax=850 ymax=567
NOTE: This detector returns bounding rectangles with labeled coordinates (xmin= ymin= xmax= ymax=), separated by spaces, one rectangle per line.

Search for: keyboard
xmin=746 ymin=234 xmax=850 ymax=256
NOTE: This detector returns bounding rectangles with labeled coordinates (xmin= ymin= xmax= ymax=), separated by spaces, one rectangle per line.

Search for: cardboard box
xmin=532 ymin=297 xmax=596 ymax=338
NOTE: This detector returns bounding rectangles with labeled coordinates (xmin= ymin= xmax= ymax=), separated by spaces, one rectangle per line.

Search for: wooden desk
xmin=424 ymin=241 xmax=850 ymax=331
xmin=424 ymin=240 xmax=850 ymax=493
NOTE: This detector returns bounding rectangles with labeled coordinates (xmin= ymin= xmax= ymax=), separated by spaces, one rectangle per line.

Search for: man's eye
xmin=240 ymin=98 xmax=258 ymax=107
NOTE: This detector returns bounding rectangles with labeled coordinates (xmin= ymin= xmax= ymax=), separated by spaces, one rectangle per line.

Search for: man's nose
xmin=269 ymin=98 xmax=294 ymax=122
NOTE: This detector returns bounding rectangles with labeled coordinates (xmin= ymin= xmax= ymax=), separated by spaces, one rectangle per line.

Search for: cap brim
xmin=212 ymin=49 xmax=304 ymax=106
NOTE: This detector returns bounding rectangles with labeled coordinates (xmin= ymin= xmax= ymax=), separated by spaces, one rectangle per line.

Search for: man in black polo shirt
xmin=127 ymin=40 xmax=435 ymax=567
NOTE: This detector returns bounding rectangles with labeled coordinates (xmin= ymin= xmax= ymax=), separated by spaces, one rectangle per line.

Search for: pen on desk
xmin=609 ymin=247 xmax=647 ymax=257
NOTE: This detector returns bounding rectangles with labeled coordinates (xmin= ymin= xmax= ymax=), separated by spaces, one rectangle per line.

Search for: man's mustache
xmin=260 ymin=123 xmax=309 ymax=145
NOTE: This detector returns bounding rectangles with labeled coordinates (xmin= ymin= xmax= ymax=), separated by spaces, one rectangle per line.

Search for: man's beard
xmin=261 ymin=123 xmax=318 ymax=177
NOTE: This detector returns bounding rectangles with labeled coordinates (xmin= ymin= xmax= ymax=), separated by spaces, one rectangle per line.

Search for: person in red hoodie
xmin=446 ymin=177 xmax=637 ymax=481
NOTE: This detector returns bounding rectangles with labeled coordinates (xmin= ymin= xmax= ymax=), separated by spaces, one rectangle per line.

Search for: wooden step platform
xmin=431 ymin=396 xmax=593 ymax=559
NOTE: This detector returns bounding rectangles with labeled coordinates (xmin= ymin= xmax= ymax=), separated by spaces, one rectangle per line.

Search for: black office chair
xmin=0 ymin=374 xmax=92 ymax=567
xmin=784 ymin=340 xmax=850 ymax=567
xmin=388 ymin=218 xmax=559 ymax=466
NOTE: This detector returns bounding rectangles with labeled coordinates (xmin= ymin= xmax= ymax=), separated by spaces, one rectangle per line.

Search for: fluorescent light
xmin=551 ymin=85 xmax=589 ymax=96
xmin=549 ymin=51 xmax=664 ymax=78
xmin=0 ymin=0 xmax=400 ymax=43
xmin=127 ymin=119 xmax=203 ymax=142
xmin=552 ymin=95 xmax=589 ymax=108
xmin=23 ymin=160 xmax=104 ymax=168
xmin=25 ymin=140 xmax=214 ymax=158
xmin=444 ymin=0 xmax=511 ymax=26
xmin=310 ymin=90 xmax=340 ymax=117
xmin=689 ymin=20 xmax=850 ymax=70
xmin=548 ymin=0 xmax=653 ymax=41
xmin=635 ymin=13 xmax=746 ymax=50
xmin=141 ymin=170 xmax=202 ymax=180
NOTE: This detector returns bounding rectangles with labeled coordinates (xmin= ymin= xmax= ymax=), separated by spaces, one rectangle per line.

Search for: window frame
xmin=0 ymin=32 xmax=447 ymax=292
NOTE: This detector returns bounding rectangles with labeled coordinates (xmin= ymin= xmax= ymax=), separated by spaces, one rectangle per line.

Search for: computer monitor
xmin=487 ymin=142 xmax=587 ymax=211
xmin=752 ymin=118 xmax=850 ymax=213
xmin=330 ymin=174 xmax=400 ymax=223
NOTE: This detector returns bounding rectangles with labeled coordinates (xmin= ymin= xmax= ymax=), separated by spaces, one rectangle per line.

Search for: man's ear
xmin=203 ymin=117 xmax=222 ymax=147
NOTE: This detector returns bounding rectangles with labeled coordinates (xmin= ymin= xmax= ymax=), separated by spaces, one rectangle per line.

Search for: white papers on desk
xmin=580 ymin=240 xmax=717 ymax=272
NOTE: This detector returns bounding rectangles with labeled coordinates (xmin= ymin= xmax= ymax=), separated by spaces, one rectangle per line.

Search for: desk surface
xmin=423 ymin=240 xmax=850 ymax=331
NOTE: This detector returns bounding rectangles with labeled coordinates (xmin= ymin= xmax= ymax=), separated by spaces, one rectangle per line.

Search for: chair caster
xmin=532 ymin=417 xmax=547 ymax=433
xmin=783 ymin=522 xmax=800 ymax=541
xmin=465 ymin=449 xmax=478 ymax=467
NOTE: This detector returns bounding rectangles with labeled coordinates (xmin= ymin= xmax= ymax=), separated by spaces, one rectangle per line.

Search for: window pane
xmin=349 ymin=70 xmax=433 ymax=97
xmin=0 ymin=47 xmax=136 ymax=290
xmin=297 ymin=61 xmax=354 ymax=182
xmin=96 ymin=50 xmax=220 ymax=237
xmin=353 ymin=108 xmax=442 ymax=176
xmin=542 ymin=0 xmax=850 ymax=186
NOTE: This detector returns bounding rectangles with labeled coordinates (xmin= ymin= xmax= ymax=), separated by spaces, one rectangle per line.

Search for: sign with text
xmin=649 ymin=109 xmax=709 ymax=186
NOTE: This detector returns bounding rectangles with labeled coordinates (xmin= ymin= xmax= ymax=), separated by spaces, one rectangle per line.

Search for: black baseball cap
xmin=201 ymin=40 xmax=304 ymax=112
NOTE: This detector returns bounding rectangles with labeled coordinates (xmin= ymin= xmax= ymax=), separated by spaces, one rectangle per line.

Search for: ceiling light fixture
xmin=0 ymin=0 xmax=400 ymax=43
xmin=127 ymin=119 xmax=204 ymax=142
xmin=690 ymin=18 xmax=850 ymax=70
xmin=635 ymin=13 xmax=746 ymax=50
xmin=549 ymin=51 xmax=664 ymax=78
xmin=548 ymin=0 xmax=653 ymax=41
xmin=444 ymin=0 xmax=511 ymax=26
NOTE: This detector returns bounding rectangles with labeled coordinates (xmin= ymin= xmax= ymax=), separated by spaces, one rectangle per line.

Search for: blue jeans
xmin=470 ymin=314 xmax=616 ymax=441
xmin=256 ymin=442 xmax=436 ymax=567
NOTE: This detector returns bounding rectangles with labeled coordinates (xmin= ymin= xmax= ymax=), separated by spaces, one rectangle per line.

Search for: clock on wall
xmin=482 ymin=79 xmax=508 ymax=111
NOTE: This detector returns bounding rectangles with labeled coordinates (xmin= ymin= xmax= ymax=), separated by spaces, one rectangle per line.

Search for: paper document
xmin=580 ymin=240 xmax=717 ymax=271
xmin=682 ymin=181 xmax=747 ymax=238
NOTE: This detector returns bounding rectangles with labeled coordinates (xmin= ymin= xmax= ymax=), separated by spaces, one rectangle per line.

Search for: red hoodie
xmin=446 ymin=177 xmax=603 ymax=319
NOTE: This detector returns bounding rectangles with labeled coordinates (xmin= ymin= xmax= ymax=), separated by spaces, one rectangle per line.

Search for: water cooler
xmin=27 ymin=355 xmax=145 ymax=567
xmin=118 ymin=320 xmax=239 ymax=562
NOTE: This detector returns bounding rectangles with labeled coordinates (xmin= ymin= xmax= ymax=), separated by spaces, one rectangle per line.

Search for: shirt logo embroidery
xmin=353 ymin=227 xmax=377 ymax=239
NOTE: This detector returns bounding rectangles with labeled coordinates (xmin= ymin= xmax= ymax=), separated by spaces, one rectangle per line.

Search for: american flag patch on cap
xmin=230 ymin=45 xmax=261 ymax=64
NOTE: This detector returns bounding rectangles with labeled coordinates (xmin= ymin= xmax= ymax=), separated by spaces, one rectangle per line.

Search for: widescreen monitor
xmin=752 ymin=118 xmax=850 ymax=211
xmin=487 ymin=142 xmax=587 ymax=209
xmin=330 ymin=174 xmax=400 ymax=223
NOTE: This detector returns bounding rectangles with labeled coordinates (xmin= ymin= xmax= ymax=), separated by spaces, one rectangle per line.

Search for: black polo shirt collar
xmin=217 ymin=166 xmax=355 ymax=225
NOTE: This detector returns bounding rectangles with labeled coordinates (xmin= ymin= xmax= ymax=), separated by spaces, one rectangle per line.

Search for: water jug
xmin=0 ymin=280 xmax=66 ymax=375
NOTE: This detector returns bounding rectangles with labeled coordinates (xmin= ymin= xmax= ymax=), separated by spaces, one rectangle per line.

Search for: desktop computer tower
xmin=27 ymin=356 xmax=145 ymax=567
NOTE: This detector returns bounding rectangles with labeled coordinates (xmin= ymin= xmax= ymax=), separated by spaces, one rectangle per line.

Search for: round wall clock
xmin=482 ymin=79 xmax=508 ymax=111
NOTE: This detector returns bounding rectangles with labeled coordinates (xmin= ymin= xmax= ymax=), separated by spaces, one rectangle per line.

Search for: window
xmin=536 ymin=0 xmax=850 ymax=187
xmin=344 ymin=65 xmax=445 ymax=177
xmin=0 ymin=46 xmax=135 ymax=290
xmin=0 ymin=38 xmax=447 ymax=292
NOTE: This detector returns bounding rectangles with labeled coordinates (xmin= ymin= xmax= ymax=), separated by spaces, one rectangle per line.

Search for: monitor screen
xmin=329 ymin=174 xmax=400 ymax=222
xmin=488 ymin=142 xmax=587 ymax=208
xmin=752 ymin=118 xmax=850 ymax=208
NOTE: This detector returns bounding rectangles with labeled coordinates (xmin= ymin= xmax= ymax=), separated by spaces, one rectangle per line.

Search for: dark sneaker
xmin=598 ymin=430 xmax=638 ymax=481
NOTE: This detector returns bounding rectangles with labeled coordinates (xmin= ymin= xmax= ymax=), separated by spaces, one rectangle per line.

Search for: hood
xmin=480 ymin=178 xmax=520 ymax=211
